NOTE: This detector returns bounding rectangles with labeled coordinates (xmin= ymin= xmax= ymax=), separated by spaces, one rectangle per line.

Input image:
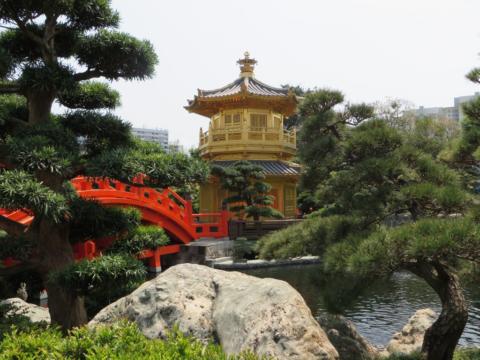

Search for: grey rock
xmin=318 ymin=314 xmax=378 ymax=360
xmin=386 ymin=308 xmax=437 ymax=355
xmin=90 ymin=263 xmax=338 ymax=360
xmin=0 ymin=297 xmax=50 ymax=323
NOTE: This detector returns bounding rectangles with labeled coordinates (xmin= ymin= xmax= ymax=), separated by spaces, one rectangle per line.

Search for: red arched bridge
xmin=0 ymin=177 xmax=228 ymax=271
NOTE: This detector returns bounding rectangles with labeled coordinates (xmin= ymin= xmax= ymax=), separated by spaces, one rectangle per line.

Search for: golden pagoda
xmin=186 ymin=52 xmax=300 ymax=218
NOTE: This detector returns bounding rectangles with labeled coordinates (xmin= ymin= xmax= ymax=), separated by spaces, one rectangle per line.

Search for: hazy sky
xmin=110 ymin=0 xmax=480 ymax=149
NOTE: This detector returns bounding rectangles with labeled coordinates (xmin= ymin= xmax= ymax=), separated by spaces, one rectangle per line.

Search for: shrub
xmin=0 ymin=321 xmax=266 ymax=359
xmin=454 ymin=348 xmax=480 ymax=360
xmin=232 ymin=237 xmax=255 ymax=262
xmin=380 ymin=349 xmax=480 ymax=360
xmin=108 ymin=225 xmax=170 ymax=255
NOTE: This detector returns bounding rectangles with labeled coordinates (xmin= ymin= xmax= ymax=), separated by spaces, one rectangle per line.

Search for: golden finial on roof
xmin=237 ymin=51 xmax=257 ymax=78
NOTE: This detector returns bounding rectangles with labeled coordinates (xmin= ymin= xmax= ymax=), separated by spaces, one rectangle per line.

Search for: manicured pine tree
xmin=257 ymin=89 xmax=480 ymax=360
xmin=211 ymin=161 xmax=282 ymax=221
xmin=0 ymin=1 xmax=208 ymax=330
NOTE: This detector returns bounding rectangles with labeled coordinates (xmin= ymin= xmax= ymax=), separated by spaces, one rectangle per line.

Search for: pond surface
xmin=242 ymin=264 xmax=480 ymax=347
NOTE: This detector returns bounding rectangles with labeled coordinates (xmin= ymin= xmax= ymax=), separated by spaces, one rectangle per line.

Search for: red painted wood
xmin=0 ymin=176 xmax=229 ymax=267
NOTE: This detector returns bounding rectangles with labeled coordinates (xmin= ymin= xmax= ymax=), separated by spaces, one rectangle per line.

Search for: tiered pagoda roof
xmin=199 ymin=77 xmax=290 ymax=98
xmin=186 ymin=52 xmax=297 ymax=117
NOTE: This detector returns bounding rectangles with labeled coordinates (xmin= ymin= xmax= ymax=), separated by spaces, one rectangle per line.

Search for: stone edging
xmin=208 ymin=256 xmax=321 ymax=270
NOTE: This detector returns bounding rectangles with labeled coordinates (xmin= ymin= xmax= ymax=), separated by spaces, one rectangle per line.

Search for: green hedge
xmin=0 ymin=321 xmax=265 ymax=360
xmin=382 ymin=349 xmax=480 ymax=360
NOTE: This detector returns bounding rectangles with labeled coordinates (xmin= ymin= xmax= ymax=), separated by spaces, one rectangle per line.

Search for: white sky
xmin=110 ymin=0 xmax=480 ymax=149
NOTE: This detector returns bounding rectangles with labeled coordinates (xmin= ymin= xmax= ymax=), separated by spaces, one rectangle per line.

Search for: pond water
xmin=242 ymin=264 xmax=480 ymax=347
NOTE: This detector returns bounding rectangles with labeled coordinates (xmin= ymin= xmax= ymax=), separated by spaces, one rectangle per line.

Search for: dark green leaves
xmin=69 ymin=200 xmax=141 ymax=242
xmin=466 ymin=68 xmax=480 ymax=84
xmin=0 ymin=26 xmax=79 ymax=65
xmin=108 ymin=226 xmax=169 ymax=255
xmin=60 ymin=110 xmax=131 ymax=156
xmin=67 ymin=0 xmax=120 ymax=30
xmin=299 ymin=90 xmax=344 ymax=117
xmin=86 ymin=140 xmax=209 ymax=189
xmin=0 ymin=95 xmax=28 ymax=131
xmin=0 ymin=0 xmax=119 ymax=31
xmin=50 ymin=254 xmax=146 ymax=294
xmin=212 ymin=161 xmax=282 ymax=220
xmin=76 ymin=30 xmax=158 ymax=81
xmin=5 ymin=121 xmax=79 ymax=174
xmin=19 ymin=63 xmax=75 ymax=93
xmin=0 ymin=170 xmax=69 ymax=222
xmin=344 ymin=119 xmax=402 ymax=162
xmin=58 ymin=81 xmax=120 ymax=110
xmin=325 ymin=217 xmax=480 ymax=278
xmin=0 ymin=230 xmax=34 ymax=261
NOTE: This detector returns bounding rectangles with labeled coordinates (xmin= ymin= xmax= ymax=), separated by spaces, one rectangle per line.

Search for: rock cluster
xmin=386 ymin=308 xmax=437 ymax=355
xmin=318 ymin=314 xmax=378 ymax=360
xmin=90 ymin=263 xmax=339 ymax=360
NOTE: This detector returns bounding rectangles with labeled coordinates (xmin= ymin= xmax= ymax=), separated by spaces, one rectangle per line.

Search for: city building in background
xmin=131 ymin=127 xmax=169 ymax=151
xmin=415 ymin=92 xmax=480 ymax=121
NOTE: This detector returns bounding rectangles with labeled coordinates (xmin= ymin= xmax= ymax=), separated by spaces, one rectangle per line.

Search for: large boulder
xmin=0 ymin=298 xmax=50 ymax=323
xmin=317 ymin=314 xmax=378 ymax=360
xmin=90 ymin=263 xmax=339 ymax=360
xmin=386 ymin=308 xmax=437 ymax=355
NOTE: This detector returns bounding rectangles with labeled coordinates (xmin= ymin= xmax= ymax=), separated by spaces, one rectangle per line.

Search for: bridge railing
xmin=71 ymin=177 xmax=228 ymax=240
xmin=191 ymin=212 xmax=229 ymax=239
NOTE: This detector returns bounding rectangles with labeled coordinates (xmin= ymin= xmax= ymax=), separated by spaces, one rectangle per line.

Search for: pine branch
xmin=0 ymin=83 xmax=21 ymax=94
xmin=12 ymin=15 xmax=44 ymax=47
xmin=0 ymin=215 xmax=26 ymax=237
xmin=73 ymin=69 xmax=102 ymax=82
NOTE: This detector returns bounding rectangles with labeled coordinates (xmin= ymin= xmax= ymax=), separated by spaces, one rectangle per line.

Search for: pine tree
xmin=257 ymin=89 xmax=480 ymax=360
xmin=211 ymin=161 xmax=282 ymax=221
xmin=0 ymin=1 xmax=208 ymax=330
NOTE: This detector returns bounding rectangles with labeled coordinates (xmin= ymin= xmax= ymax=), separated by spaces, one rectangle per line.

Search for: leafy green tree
xmin=455 ymin=68 xmax=480 ymax=164
xmin=257 ymin=88 xmax=478 ymax=360
xmin=296 ymin=89 xmax=374 ymax=211
xmin=0 ymin=1 xmax=208 ymax=330
xmin=211 ymin=161 xmax=282 ymax=221
xmin=280 ymin=84 xmax=311 ymax=130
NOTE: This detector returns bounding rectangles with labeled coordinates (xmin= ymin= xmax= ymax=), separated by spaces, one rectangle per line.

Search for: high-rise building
xmin=415 ymin=106 xmax=457 ymax=121
xmin=415 ymin=92 xmax=480 ymax=122
xmin=132 ymin=128 xmax=169 ymax=151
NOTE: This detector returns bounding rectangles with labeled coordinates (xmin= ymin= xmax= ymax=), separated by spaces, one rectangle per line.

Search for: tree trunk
xmin=27 ymin=90 xmax=56 ymax=124
xmin=37 ymin=219 xmax=88 ymax=331
xmin=416 ymin=262 xmax=468 ymax=360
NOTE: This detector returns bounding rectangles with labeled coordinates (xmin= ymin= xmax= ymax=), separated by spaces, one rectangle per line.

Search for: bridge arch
xmin=1 ymin=177 xmax=228 ymax=267
xmin=72 ymin=177 xmax=198 ymax=245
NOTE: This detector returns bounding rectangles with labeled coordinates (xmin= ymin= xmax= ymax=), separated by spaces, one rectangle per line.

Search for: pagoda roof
xmin=199 ymin=77 xmax=290 ymax=98
xmin=185 ymin=52 xmax=297 ymax=117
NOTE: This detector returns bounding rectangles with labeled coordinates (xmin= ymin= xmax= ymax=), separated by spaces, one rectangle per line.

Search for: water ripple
xmin=243 ymin=265 xmax=480 ymax=347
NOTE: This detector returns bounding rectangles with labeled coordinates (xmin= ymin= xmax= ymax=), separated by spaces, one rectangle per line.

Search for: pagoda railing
xmin=199 ymin=126 xmax=296 ymax=149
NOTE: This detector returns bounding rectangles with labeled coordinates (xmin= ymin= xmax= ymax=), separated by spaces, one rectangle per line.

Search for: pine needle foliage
xmin=211 ymin=161 xmax=283 ymax=221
